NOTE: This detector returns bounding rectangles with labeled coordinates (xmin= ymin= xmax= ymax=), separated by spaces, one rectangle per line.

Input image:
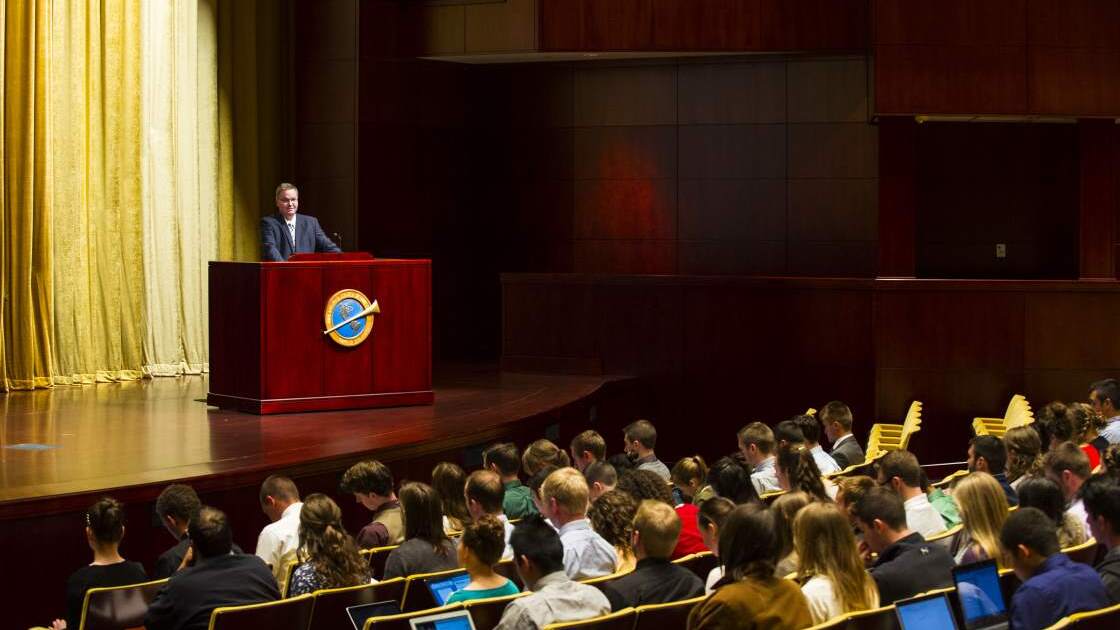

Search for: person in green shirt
xmin=484 ymin=442 xmax=538 ymax=519
xmin=920 ymin=470 xmax=962 ymax=528
xmin=446 ymin=515 xmax=521 ymax=604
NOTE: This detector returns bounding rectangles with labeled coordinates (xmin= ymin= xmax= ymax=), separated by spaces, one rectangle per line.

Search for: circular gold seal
xmin=323 ymin=289 xmax=379 ymax=347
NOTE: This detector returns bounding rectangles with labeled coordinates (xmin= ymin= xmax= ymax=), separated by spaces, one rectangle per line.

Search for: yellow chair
xmin=672 ymin=551 xmax=718 ymax=582
xmin=365 ymin=603 xmax=463 ymax=630
xmin=542 ymin=607 xmax=636 ymax=630
xmin=78 ymin=578 xmax=168 ymax=630
xmin=973 ymin=394 xmax=1033 ymax=437
xmin=400 ymin=568 xmax=468 ymax=612
xmin=760 ymin=490 xmax=787 ymax=505
xmin=926 ymin=523 xmax=963 ymax=550
xmin=633 ymin=595 xmax=708 ymax=629
xmin=931 ymin=468 xmax=970 ymax=490
xmin=868 ymin=401 xmax=923 ymax=451
xmin=207 ymin=594 xmax=315 ymax=630
xmin=462 ymin=592 xmax=529 ymax=630
xmin=308 ymin=579 xmax=405 ymax=630
xmin=1045 ymin=601 xmax=1120 ymax=628
xmin=1063 ymin=538 xmax=1101 ymax=565
xmin=280 ymin=558 xmax=301 ymax=598
xmin=361 ymin=544 xmax=399 ymax=581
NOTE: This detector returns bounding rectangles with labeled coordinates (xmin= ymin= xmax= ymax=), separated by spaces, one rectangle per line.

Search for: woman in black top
xmin=51 ymin=497 xmax=148 ymax=629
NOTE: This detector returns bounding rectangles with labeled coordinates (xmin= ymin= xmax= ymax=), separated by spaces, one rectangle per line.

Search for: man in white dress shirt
xmin=877 ymin=450 xmax=947 ymax=539
xmin=738 ymin=422 xmax=782 ymax=495
xmin=255 ymin=475 xmax=303 ymax=583
xmin=540 ymin=467 xmax=618 ymax=579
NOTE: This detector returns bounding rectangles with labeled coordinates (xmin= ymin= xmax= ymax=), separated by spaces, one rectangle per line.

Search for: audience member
xmin=697 ymin=497 xmax=736 ymax=594
xmin=382 ymin=482 xmax=458 ymax=579
xmin=851 ymin=487 xmax=954 ymax=603
xmin=1002 ymin=507 xmax=1110 ymax=629
xmin=523 ymin=439 xmax=571 ymax=478
xmin=145 ymin=507 xmax=279 ymax=630
xmin=776 ymin=443 xmax=831 ymax=502
xmin=601 ymin=500 xmax=703 ymax=611
xmin=772 ymin=491 xmax=811 ymax=577
xmin=919 ymin=470 xmax=961 ymax=528
xmin=1104 ymin=445 xmax=1120 ymax=481
xmin=968 ymin=435 xmax=1019 ymax=506
xmin=1091 ymin=378 xmax=1120 ymax=445
xmin=587 ymin=490 xmax=639 ymax=573
xmin=339 ymin=460 xmax=404 ymax=548
xmin=688 ymin=504 xmax=813 ymax=630
xmin=953 ymin=472 xmax=1010 ymax=565
xmin=570 ymin=430 xmax=606 ymax=473
xmin=607 ymin=452 xmax=636 ymax=473
xmin=1080 ymin=474 xmax=1120 ymax=602
xmin=254 ymin=475 xmax=303 ymax=583
xmin=1005 ymin=426 xmax=1046 ymax=490
xmin=623 ymin=420 xmax=671 ymax=481
xmin=1040 ymin=401 xmax=1104 ymax=469
xmin=51 ymin=498 xmax=147 ymax=630
xmin=584 ymin=460 xmax=618 ymax=502
xmin=527 ymin=464 xmax=559 ymax=519
xmin=1016 ymin=476 xmax=1088 ymax=549
xmin=483 ymin=442 xmax=538 ymax=519
xmin=707 ymin=456 xmax=759 ymax=505
xmin=154 ymin=484 xmax=203 ymax=578
xmin=617 ymin=468 xmax=706 ymax=558
xmin=773 ymin=420 xmax=805 ymax=449
xmin=877 ymin=450 xmax=947 ymax=538
xmin=671 ymin=455 xmax=715 ymax=506
xmin=834 ymin=475 xmax=876 ymax=526
xmin=432 ymin=461 xmax=471 ymax=532
xmin=540 ymin=467 xmax=617 ymax=579
xmin=465 ymin=469 xmax=514 ymax=560
xmin=1045 ymin=441 xmax=1093 ymax=538
xmin=793 ymin=413 xmax=841 ymax=475
xmin=446 ymin=515 xmax=520 ymax=604
xmin=737 ymin=422 xmax=781 ymax=495
xmin=1073 ymin=401 xmax=1106 ymax=466
xmin=494 ymin=515 xmax=610 ymax=630
xmin=794 ymin=502 xmax=880 ymax=625
xmin=287 ymin=494 xmax=369 ymax=596
xmin=820 ymin=401 xmax=864 ymax=469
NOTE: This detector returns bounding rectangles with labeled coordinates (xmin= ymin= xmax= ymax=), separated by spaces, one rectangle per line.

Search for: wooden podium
xmin=207 ymin=253 xmax=433 ymax=414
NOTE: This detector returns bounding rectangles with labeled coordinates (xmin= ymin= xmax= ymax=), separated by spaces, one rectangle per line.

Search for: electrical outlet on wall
xmin=996 ymin=243 xmax=1007 ymax=259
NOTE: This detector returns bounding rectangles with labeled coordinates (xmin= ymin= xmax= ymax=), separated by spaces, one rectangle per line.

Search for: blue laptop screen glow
xmin=954 ymin=562 xmax=1007 ymax=626
xmin=897 ymin=594 xmax=957 ymax=630
xmin=412 ymin=612 xmax=474 ymax=630
xmin=426 ymin=572 xmax=471 ymax=605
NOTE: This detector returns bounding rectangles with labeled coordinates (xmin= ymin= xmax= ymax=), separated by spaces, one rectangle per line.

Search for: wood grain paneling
xmin=651 ymin=0 xmax=761 ymax=51
xmin=873 ymin=0 xmax=1027 ymax=46
xmin=1078 ymin=120 xmax=1119 ymax=279
xmin=573 ymin=240 xmax=677 ymax=274
xmin=1030 ymin=48 xmax=1120 ymax=116
xmin=874 ymin=44 xmax=1028 ymax=115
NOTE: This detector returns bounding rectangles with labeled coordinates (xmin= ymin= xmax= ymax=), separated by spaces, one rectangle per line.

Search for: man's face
xmin=1091 ymin=390 xmax=1114 ymax=418
xmin=354 ymin=492 xmax=379 ymax=511
xmin=857 ymin=518 xmax=888 ymax=554
xmin=738 ymin=438 xmax=759 ymax=466
xmin=824 ymin=420 xmax=837 ymax=443
xmin=261 ymin=497 xmax=282 ymax=523
xmin=276 ymin=188 xmax=298 ymax=219
xmin=623 ymin=435 xmax=637 ymax=457
xmin=967 ymin=445 xmax=979 ymax=473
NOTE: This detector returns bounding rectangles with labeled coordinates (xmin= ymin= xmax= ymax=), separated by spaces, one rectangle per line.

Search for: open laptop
xmin=346 ymin=600 xmax=402 ymax=630
xmin=953 ymin=559 xmax=1010 ymax=630
xmin=425 ymin=572 xmax=472 ymax=606
xmin=896 ymin=592 xmax=959 ymax=630
xmin=409 ymin=609 xmax=477 ymax=630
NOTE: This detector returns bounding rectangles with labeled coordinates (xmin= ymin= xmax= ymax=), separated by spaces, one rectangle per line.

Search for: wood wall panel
xmin=651 ymin=0 xmax=761 ymax=51
xmin=873 ymin=0 xmax=1027 ymax=45
xmin=1030 ymin=48 xmax=1120 ymax=116
xmin=1027 ymin=0 xmax=1120 ymax=48
xmin=874 ymin=44 xmax=1028 ymax=115
xmin=1079 ymin=120 xmax=1120 ymax=278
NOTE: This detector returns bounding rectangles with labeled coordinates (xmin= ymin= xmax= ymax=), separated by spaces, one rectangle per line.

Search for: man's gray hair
xmin=275 ymin=182 xmax=298 ymax=200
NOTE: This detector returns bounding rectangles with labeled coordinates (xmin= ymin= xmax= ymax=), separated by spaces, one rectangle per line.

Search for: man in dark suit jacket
xmin=145 ymin=506 xmax=280 ymax=630
xmin=821 ymin=400 xmax=865 ymax=469
xmin=260 ymin=183 xmax=342 ymax=261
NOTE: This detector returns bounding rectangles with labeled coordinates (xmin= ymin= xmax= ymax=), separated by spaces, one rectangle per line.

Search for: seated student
xmin=540 ymin=467 xmax=617 ymax=579
xmin=851 ymin=487 xmax=955 ymax=604
xmin=697 ymin=497 xmax=736 ymax=594
xmin=820 ymin=401 xmax=864 ymax=469
xmin=708 ymin=456 xmax=760 ymax=505
xmin=622 ymin=420 xmax=671 ymax=481
xmin=383 ymin=482 xmax=458 ymax=579
xmin=877 ymin=450 xmax=947 ymax=539
xmin=154 ymin=484 xmax=202 ymax=578
xmin=145 ymin=507 xmax=280 ymax=630
xmin=49 ymin=498 xmax=148 ymax=630
xmin=1091 ymin=378 xmax=1120 ymax=446
xmin=254 ymin=475 xmax=303 ymax=584
xmin=1081 ymin=474 xmax=1120 ymax=603
xmin=776 ymin=443 xmax=832 ymax=503
xmin=587 ymin=490 xmax=639 ymax=573
xmin=951 ymin=472 xmax=1009 ymax=565
xmin=968 ymin=435 xmax=1019 ymax=506
xmin=1005 ymin=425 xmax=1046 ymax=490
xmin=601 ymin=500 xmax=703 ymax=611
xmin=494 ymin=516 xmax=610 ymax=630
xmin=483 ymin=442 xmax=537 ymax=519
xmin=792 ymin=414 xmax=842 ymax=475
xmin=1002 ymin=507 xmax=1110 ymax=629
xmin=834 ymin=476 xmax=876 ymax=526
xmin=919 ymin=470 xmax=961 ymax=528
xmin=772 ymin=492 xmax=812 ymax=577
xmin=617 ymin=468 xmax=707 ymax=558
xmin=1016 ymin=476 xmax=1088 ymax=549
xmin=432 ymin=462 xmax=471 ymax=533
xmin=527 ymin=464 xmax=559 ymax=522
xmin=339 ymin=459 xmax=403 ymax=549
xmin=584 ymin=460 xmax=617 ymax=502
xmin=688 ymin=504 xmax=813 ymax=630
xmin=794 ymin=502 xmax=880 ymax=625
xmin=523 ymin=439 xmax=571 ymax=478
xmin=671 ymin=456 xmax=715 ymax=506
xmin=570 ymin=430 xmax=606 ymax=473
xmin=1045 ymin=441 xmax=1094 ymax=539
xmin=288 ymin=494 xmax=369 ymax=596
xmin=737 ymin=422 xmax=782 ymax=495
xmin=464 ymin=469 xmax=514 ymax=560
xmin=446 ymin=515 xmax=520 ymax=604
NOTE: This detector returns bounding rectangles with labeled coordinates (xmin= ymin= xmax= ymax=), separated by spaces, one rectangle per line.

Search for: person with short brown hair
xmin=1045 ymin=441 xmax=1094 ymax=538
xmin=340 ymin=460 xmax=403 ymax=548
xmin=623 ymin=420 xmax=671 ymax=481
xmin=570 ymin=430 xmax=606 ymax=472
xmin=540 ymin=468 xmax=617 ymax=579
xmin=877 ymin=450 xmax=946 ymax=538
xmin=483 ymin=442 xmax=537 ymax=519
xmin=820 ymin=401 xmax=864 ymax=468
xmin=737 ymin=422 xmax=781 ymax=494
xmin=255 ymin=474 xmax=303 ymax=583
xmin=465 ymin=469 xmax=514 ymax=559
xmin=599 ymin=500 xmax=703 ymax=611
xmin=447 ymin=515 xmax=521 ymax=604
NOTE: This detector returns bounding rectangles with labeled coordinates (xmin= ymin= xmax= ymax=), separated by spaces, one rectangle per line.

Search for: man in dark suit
xmin=260 ymin=183 xmax=342 ymax=261
xmin=821 ymin=400 xmax=865 ymax=469
xmin=145 ymin=506 xmax=280 ymax=630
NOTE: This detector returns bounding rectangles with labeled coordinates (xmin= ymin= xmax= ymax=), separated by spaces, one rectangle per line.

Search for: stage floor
xmin=0 ymin=364 xmax=626 ymax=510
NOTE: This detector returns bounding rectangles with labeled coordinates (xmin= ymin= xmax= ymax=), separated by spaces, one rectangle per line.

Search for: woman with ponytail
xmin=672 ymin=455 xmax=714 ymax=506
xmin=288 ymin=493 xmax=370 ymax=596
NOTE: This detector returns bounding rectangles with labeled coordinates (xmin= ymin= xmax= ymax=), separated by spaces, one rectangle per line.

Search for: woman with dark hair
xmin=1015 ymin=477 xmax=1088 ymax=548
xmin=688 ymin=504 xmax=813 ymax=629
xmin=698 ymin=497 xmax=735 ymax=594
xmin=288 ymin=494 xmax=370 ymax=596
xmin=383 ymin=482 xmax=459 ymax=579
xmin=521 ymin=439 xmax=570 ymax=477
xmin=587 ymin=490 xmax=639 ymax=573
xmin=51 ymin=497 xmax=147 ymax=630
xmin=431 ymin=462 xmax=471 ymax=533
xmin=446 ymin=515 xmax=520 ymax=603
xmin=1005 ymin=426 xmax=1045 ymax=490
xmin=775 ymin=444 xmax=831 ymax=503
xmin=707 ymin=456 xmax=760 ymax=505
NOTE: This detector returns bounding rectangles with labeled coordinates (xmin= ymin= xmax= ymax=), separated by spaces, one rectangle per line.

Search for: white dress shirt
xmin=255 ymin=502 xmax=303 ymax=581
xmin=751 ymin=456 xmax=782 ymax=495
xmin=558 ymin=518 xmax=618 ymax=580
xmin=809 ymin=444 xmax=841 ymax=475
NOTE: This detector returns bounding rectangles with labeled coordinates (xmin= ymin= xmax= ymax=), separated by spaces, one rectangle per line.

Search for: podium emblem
xmin=323 ymin=289 xmax=380 ymax=347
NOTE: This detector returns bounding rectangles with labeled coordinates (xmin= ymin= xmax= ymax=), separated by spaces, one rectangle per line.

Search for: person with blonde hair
xmin=540 ymin=467 xmax=617 ymax=579
xmin=954 ymin=472 xmax=1011 ymax=566
xmin=523 ymin=439 xmax=570 ymax=477
xmin=671 ymin=455 xmax=715 ymax=506
xmin=794 ymin=502 xmax=880 ymax=624
xmin=600 ymin=500 xmax=703 ymax=611
xmin=772 ymin=491 xmax=812 ymax=576
xmin=288 ymin=494 xmax=370 ymax=595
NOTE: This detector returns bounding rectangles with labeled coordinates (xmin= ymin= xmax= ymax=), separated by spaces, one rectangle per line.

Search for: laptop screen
xmin=346 ymin=600 xmax=402 ymax=630
xmin=896 ymin=593 xmax=958 ymax=630
xmin=953 ymin=560 xmax=1008 ymax=629
xmin=409 ymin=610 xmax=476 ymax=630
xmin=425 ymin=572 xmax=472 ymax=606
